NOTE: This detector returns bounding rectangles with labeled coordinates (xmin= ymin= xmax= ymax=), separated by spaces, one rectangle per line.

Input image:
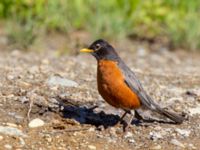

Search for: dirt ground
xmin=0 ymin=37 xmax=200 ymax=150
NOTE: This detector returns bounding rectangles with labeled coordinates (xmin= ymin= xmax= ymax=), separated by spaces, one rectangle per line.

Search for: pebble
xmin=8 ymin=112 xmax=24 ymax=120
xmin=88 ymin=145 xmax=96 ymax=150
xmin=28 ymin=66 xmax=39 ymax=74
xmin=189 ymin=106 xmax=200 ymax=116
xmin=0 ymin=126 xmax=27 ymax=137
xmin=4 ymin=144 xmax=12 ymax=149
xmin=109 ymin=127 xmax=117 ymax=137
xmin=124 ymin=132 xmax=133 ymax=139
xmin=19 ymin=137 xmax=25 ymax=146
xmin=175 ymin=128 xmax=191 ymax=137
xmin=6 ymin=123 xmax=18 ymax=127
xmin=170 ymin=139 xmax=185 ymax=148
xmin=188 ymin=143 xmax=197 ymax=150
xmin=128 ymin=139 xmax=135 ymax=143
xmin=149 ymin=131 xmax=163 ymax=141
xmin=0 ymin=135 xmax=3 ymax=140
xmin=88 ymin=127 xmax=95 ymax=132
xmin=19 ymin=96 xmax=29 ymax=103
xmin=47 ymin=75 xmax=78 ymax=87
xmin=150 ymin=145 xmax=162 ymax=150
xmin=28 ymin=118 xmax=45 ymax=128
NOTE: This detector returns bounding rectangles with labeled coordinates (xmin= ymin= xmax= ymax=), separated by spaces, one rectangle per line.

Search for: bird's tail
xmin=155 ymin=106 xmax=184 ymax=124
xmin=143 ymin=94 xmax=185 ymax=124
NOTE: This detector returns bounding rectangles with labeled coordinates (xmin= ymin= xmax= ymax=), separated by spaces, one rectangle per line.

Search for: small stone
xmin=44 ymin=134 xmax=52 ymax=142
xmin=0 ymin=126 xmax=27 ymax=137
xmin=28 ymin=118 xmax=45 ymax=128
xmin=189 ymin=106 xmax=200 ymax=116
xmin=29 ymin=66 xmax=39 ymax=74
xmin=19 ymin=96 xmax=29 ymax=103
xmin=18 ymin=81 xmax=31 ymax=88
xmin=170 ymin=139 xmax=185 ymax=148
xmin=8 ymin=112 xmax=24 ymax=120
xmin=175 ymin=128 xmax=191 ymax=137
xmin=150 ymin=145 xmax=162 ymax=150
xmin=137 ymin=47 xmax=147 ymax=57
xmin=124 ymin=131 xmax=133 ymax=139
xmin=4 ymin=144 xmax=12 ymax=149
xmin=128 ymin=139 xmax=135 ymax=143
xmin=42 ymin=59 xmax=49 ymax=65
xmin=88 ymin=127 xmax=95 ymax=132
xmin=47 ymin=75 xmax=78 ymax=87
xmin=6 ymin=123 xmax=18 ymax=127
xmin=11 ymin=49 xmax=21 ymax=56
xmin=149 ymin=131 xmax=163 ymax=141
xmin=109 ymin=127 xmax=117 ymax=137
xmin=88 ymin=145 xmax=96 ymax=150
xmin=19 ymin=137 xmax=25 ymax=146
xmin=188 ymin=143 xmax=197 ymax=150
xmin=7 ymin=75 xmax=15 ymax=80
xmin=0 ymin=135 xmax=3 ymax=140
xmin=97 ymin=134 xmax=104 ymax=138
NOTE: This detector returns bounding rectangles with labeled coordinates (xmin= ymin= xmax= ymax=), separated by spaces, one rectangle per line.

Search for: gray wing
xmin=118 ymin=60 xmax=160 ymax=110
xmin=118 ymin=60 xmax=184 ymax=124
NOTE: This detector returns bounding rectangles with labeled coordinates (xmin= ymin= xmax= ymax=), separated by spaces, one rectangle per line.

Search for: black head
xmin=80 ymin=39 xmax=119 ymax=61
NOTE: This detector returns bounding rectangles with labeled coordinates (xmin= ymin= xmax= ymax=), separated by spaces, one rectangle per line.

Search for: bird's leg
xmin=123 ymin=110 xmax=135 ymax=132
xmin=115 ymin=110 xmax=129 ymax=126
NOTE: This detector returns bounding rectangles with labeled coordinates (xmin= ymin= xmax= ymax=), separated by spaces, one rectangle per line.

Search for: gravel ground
xmin=0 ymin=42 xmax=200 ymax=150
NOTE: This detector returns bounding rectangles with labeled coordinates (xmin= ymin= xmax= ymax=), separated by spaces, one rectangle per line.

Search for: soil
xmin=0 ymin=36 xmax=200 ymax=150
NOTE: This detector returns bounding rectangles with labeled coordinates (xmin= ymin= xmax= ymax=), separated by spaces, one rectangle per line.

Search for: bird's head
xmin=80 ymin=39 xmax=119 ymax=61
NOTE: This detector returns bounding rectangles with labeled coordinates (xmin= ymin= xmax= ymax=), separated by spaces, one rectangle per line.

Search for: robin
xmin=80 ymin=39 xmax=184 ymax=129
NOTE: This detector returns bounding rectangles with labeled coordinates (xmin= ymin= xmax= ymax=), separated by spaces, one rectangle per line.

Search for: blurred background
xmin=0 ymin=0 xmax=200 ymax=53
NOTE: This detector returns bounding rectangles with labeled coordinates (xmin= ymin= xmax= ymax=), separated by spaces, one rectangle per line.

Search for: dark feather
xmin=118 ymin=59 xmax=184 ymax=124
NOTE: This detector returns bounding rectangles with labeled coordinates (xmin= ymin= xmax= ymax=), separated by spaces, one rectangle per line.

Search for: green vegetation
xmin=0 ymin=0 xmax=200 ymax=50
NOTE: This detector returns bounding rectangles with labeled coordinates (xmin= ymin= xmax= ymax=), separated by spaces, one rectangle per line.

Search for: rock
xmin=88 ymin=145 xmax=96 ymax=150
xmin=109 ymin=127 xmax=117 ymax=137
xmin=0 ymin=135 xmax=3 ymax=140
xmin=6 ymin=123 xmax=18 ymax=127
xmin=149 ymin=131 xmax=163 ymax=141
xmin=175 ymin=128 xmax=191 ymax=137
xmin=11 ymin=49 xmax=21 ymax=56
xmin=7 ymin=74 xmax=15 ymax=80
xmin=124 ymin=131 xmax=133 ymax=139
xmin=28 ymin=66 xmax=39 ymax=74
xmin=0 ymin=126 xmax=27 ymax=137
xmin=19 ymin=96 xmax=29 ymax=104
xmin=28 ymin=118 xmax=45 ymax=128
xmin=88 ymin=127 xmax=95 ymax=132
xmin=188 ymin=143 xmax=197 ymax=150
xmin=137 ymin=47 xmax=147 ymax=57
xmin=8 ymin=112 xmax=24 ymax=120
xmin=150 ymin=145 xmax=162 ymax=150
xmin=47 ymin=75 xmax=78 ymax=87
xmin=128 ymin=139 xmax=135 ymax=143
xmin=189 ymin=106 xmax=200 ymax=116
xmin=4 ymin=144 xmax=12 ymax=149
xmin=170 ymin=139 xmax=185 ymax=148
xmin=19 ymin=137 xmax=25 ymax=146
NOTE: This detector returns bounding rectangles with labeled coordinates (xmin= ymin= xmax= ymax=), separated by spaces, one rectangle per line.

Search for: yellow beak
xmin=80 ymin=48 xmax=94 ymax=53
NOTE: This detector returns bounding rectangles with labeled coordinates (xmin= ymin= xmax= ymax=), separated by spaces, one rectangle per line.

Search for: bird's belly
xmin=97 ymin=60 xmax=141 ymax=109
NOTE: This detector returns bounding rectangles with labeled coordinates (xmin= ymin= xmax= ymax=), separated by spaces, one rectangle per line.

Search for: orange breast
xmin=97 ymin=60 xmax=141 ymax=110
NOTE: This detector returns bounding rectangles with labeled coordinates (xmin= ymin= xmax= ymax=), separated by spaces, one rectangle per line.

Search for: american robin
xmin=80 ymin=39 xmax=184 ymax=129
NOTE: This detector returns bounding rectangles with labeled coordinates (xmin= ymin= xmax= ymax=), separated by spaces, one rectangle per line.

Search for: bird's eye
xmin=95 ymin=44 xmax=101 ymax=51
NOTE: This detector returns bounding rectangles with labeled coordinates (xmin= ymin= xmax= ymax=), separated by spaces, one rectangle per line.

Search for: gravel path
xmin=0 ymin=45 xmax=200 ymax=150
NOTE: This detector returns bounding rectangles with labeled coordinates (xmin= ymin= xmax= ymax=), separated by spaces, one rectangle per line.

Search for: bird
xmin=80 ymin=39 xmax=185 ymax=129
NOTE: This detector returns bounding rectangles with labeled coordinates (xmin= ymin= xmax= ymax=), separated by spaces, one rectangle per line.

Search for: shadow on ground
xmin=57 ymin=97 xmax=121 ymax=128
xmin=56 ymin=97 xmax=181 ymax=130
xmin=61 ymin=105 xmax=120 ymax=128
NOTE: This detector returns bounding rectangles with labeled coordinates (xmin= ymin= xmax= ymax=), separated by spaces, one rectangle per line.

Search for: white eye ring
xmin=96 ymin=44 xmax=101 ymax=50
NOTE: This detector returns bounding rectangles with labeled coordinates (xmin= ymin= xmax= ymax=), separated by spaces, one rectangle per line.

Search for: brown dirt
xmin=0 ymin=38 xmax=200 ymax=150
